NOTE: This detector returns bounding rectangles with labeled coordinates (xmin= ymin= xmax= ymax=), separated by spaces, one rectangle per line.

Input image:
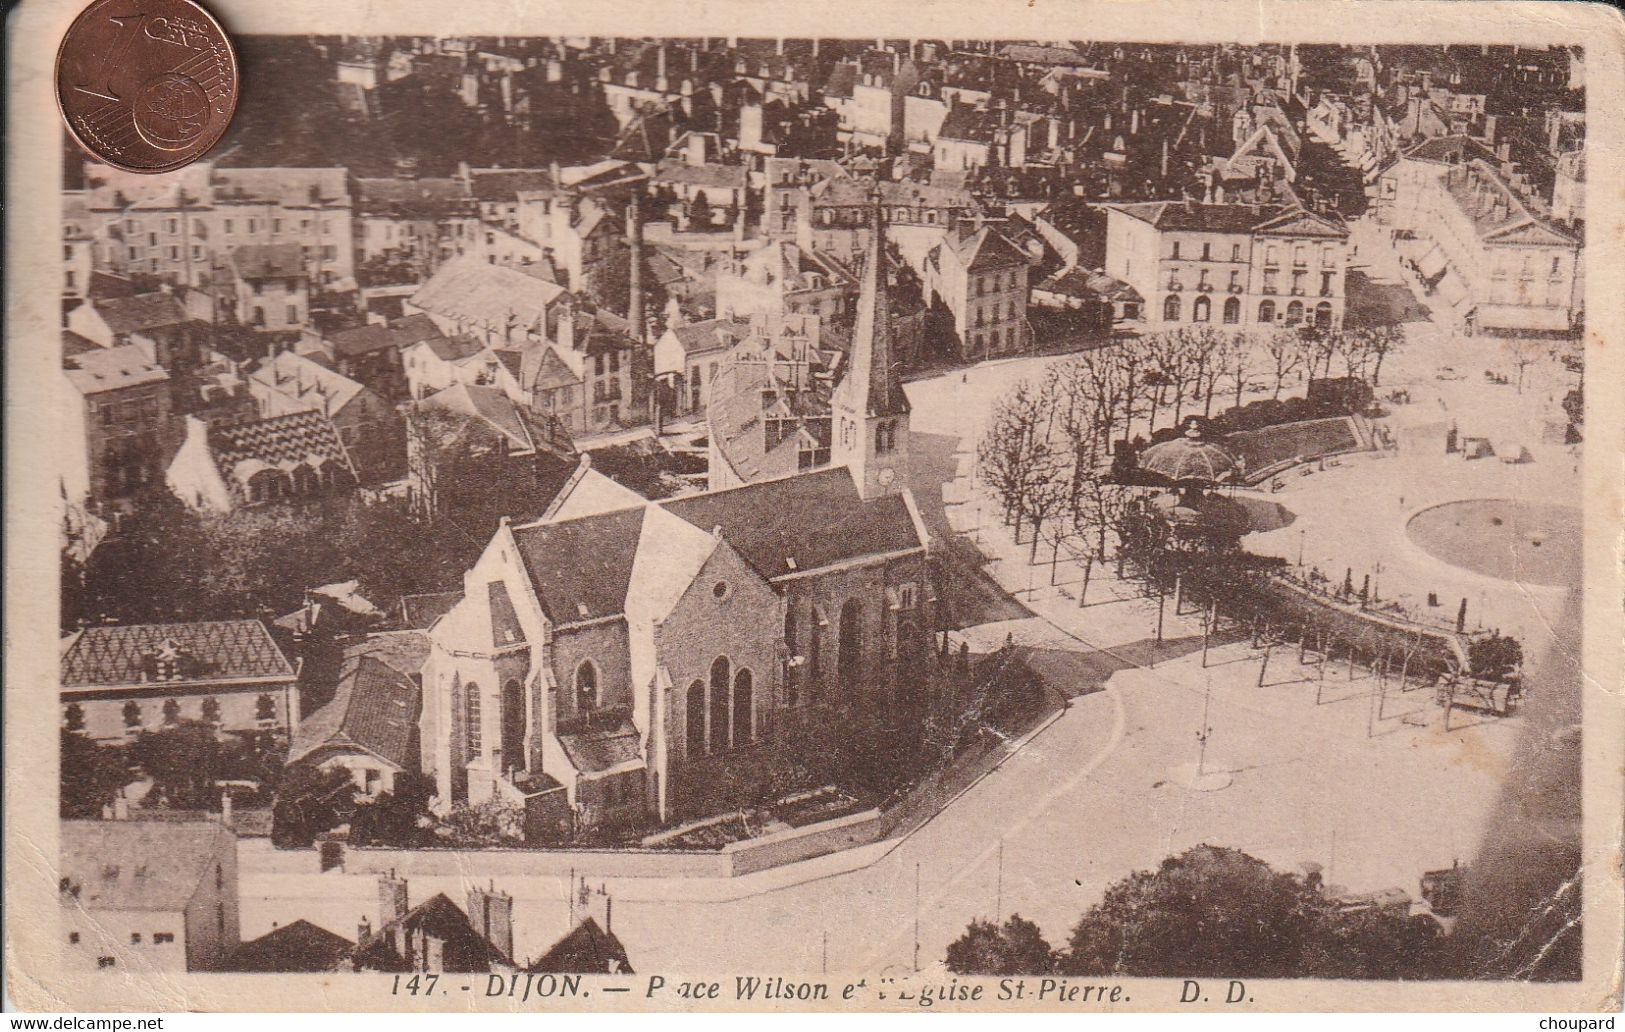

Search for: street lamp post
xmin=1196 ymin=674 xmax=1215 ymax=776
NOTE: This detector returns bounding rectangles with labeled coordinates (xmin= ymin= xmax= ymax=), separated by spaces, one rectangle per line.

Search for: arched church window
xmin=575 ymin=661 xmax=599 ymax=713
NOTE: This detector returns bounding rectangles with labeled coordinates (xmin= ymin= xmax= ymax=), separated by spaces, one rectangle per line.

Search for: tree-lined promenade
xmin=976 ymin=323 xmax=1403 ymax=592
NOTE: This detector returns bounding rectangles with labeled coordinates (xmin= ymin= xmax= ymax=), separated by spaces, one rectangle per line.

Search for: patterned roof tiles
xmin=212 ymin=410 xmax=354 ymax=475
xmin=61 ymin=619 xmax=295 ymax=688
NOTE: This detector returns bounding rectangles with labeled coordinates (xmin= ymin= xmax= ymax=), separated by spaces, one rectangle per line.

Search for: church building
xmin=417 ymin=198 xmax=934 ymax=831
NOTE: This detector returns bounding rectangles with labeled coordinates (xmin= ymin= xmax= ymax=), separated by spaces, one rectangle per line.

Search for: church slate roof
xmin=557 ymin=720 xmax=642 ymax=773
xmin=661 ymin=467 xmax=923 ymax=580
xmin=510 ymin=506 xmax=648 ymax=623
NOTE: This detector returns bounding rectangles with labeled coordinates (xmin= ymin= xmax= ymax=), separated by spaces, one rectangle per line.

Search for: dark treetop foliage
xmin=943 ymin=846 xmax=1450 ymax=980
xmin=60 ymin=730 xmax=133 ymax=819
xmin=945 ymin=915 xmax=1057 ymax=976
xmin=1059 ymin=845 xmax=1446 ymax=980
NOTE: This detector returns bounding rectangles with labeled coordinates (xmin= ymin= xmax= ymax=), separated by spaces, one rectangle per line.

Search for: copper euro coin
xmin=56 ymin=0 xmax=239 ymax=174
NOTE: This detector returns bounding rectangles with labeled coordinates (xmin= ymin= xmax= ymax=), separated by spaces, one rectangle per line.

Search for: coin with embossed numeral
xmin=56 ymin=0 xmax=238 ymax=174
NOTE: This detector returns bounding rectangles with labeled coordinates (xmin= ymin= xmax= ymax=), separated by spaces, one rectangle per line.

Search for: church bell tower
xmin=832 ymin=189 xmax=910 ymax=500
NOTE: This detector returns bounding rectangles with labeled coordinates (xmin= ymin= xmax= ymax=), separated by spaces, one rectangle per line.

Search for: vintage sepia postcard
xmin=5 ymin=0 xmax=1623 ymax=1015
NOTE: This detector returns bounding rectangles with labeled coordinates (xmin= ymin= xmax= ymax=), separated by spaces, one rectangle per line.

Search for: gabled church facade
xmin=418 ymin=196 xmax=937 ymax=832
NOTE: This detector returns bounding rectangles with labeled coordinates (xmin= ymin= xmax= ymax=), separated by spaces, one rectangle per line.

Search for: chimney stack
xmin=627 ymin=193 xmax=645 ymax=341
xmin=378 ymin=870 xmax=409 ymax=927
xmin=467 ymin=882 xmax=515 ymax=961
xmin=556 ymin=296 xmax=578 ymax=350
xmin=577 ymin=878 xmax=613 ymax=933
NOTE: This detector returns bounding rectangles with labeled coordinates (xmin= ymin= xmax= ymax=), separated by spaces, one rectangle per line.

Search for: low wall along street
xmin=297 ymin=691 xmax=1064 ymax=883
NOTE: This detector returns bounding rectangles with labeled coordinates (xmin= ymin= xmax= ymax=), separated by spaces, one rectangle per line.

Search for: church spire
xmin=844 ymin=187 xmax=909 ymax=419
xmin=832 ymin=187 xmax=910 ymax=500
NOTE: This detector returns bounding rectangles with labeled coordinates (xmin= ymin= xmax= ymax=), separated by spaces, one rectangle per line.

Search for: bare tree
xmin=1333 ymin=329 xmax=1369 ymax=382
xmin=978 ymin=379 xmax=1069 ymax=551
xmin=1503 ymin=337 xmax=1547 ymax=394
xmin=1047 ymin=344 xmax=1131 ymax=456
xmin=1221 ymin=331 xmax=1258 ymax=412
xmin=1362 ymin=323 xmax=1405 ymax=387
xmin=1299 ymin=327 xmax=1338 ymax=384
xmin=1141 ymin=331 xmax=1192 ymax=431
xmin=1181 ymin=326 xmax=1227 ymax=418
xmin=1262 ymin=330 xmax=1304 ymax=399
xmin=1110 ymin=338 xmax=1146 ymax=441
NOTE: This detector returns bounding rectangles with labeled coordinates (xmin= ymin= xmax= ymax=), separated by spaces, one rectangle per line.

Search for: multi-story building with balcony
xmin=1104 ymin=200 xmax=1350 ymax=332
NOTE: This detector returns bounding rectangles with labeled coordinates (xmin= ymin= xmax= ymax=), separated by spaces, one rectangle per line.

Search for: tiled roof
xmin=354 ymin=177 xmax=474 ymax=216
xmin=945 ymin=223 xmax=1033 ymax=271
xmin=558 ymin=720 xmax=642 ymax=773
xmin=288 ymin=655 xmax=420 ymax=770
xmin=327 ymin=316 xmax=444 ymax=358
xmin=488 ymin=581 xmax=526 ymax=649
xmin=211 ymin=410 xmax=355 ymax=485
xmin=821 ymin=61 xmax=858 ymax=99
xmin=1403 ymin=134 xmax=1500 ymax=166
xmin=706 ymin=355 xmax=833 ymax=484
xmin=670 ymin=318 xmax=750 ymax=357
xmin=468 ymin=168 xmax=556 ymax=203
xmin=232 ymin=243 xmax=305 ymax=281
xmin=522 ymin=345 xmax=584 ymax=392
xmin=211 ymin=167 xmax=349 ymax=207
xmin=93 ymin=292 xmax=188 ymax=334
xmin=350 ymin=894 xmax=513 ymax=972
xmin=653 ymin=158 xmax=748 ymax=192
xmin=87 ymin=271 xmax=137 ymax=300
xmin=60 ymin=821 xmax=235 ymax=913
xmin=63 ymin=343 xmax=168 ymax=395
xmin=409 ymin=253 xmax=566 ymax=335
xmin=419 ymin=335 xmax=487 ymax=363
xmin=346 ymin=629 xmax=434 ymax=675
xmin=422 ymin=382 xmax=536 ymax=453
xmin=61 ymin=331 xmax=103 ymax=358
xmin=493 ymin=347 xmax=524 ymax=380
xmin=397 ymin=594 xmax=463 ymax=631
xmin=511 ymin=506 xmax=647 ymax=623
xmin=662 ymin=467 xmax=924 ymax=580
xmin=249 ymin=350 xmax=368 ymax=417
xmin=230 ymin=920 xmax=355 ymax=972
xmin=530 ymin=918 xmax=633 ymax=975
xmin=1037 ymin=265 xmax=1140 ymax=302
xmin=613 ymin=110 xmax=676 ymax=164
xmin=997 ymin=43 xmax=1088 ymax=65
xmin=61 ymin=619 xmax=295 ymax=688
xmin=557 ymin=306 xmax=637 ymax=355
xmin=1111 ymin=201 xmax=1346 ymax=239
xmin=815 ymin=177 xmax=974 ymax=211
